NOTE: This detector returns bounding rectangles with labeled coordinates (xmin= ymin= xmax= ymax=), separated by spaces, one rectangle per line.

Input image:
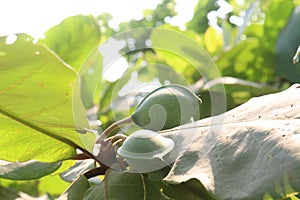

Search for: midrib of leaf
xmin=140 ymin=173 xmax=147 ymax=200
xmin=0 ymin=106 xmax=79 ymax=150
xmin=161 ymin=118 xmax=300 ymax=133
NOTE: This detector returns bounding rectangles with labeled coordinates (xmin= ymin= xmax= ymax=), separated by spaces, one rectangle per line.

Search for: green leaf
xmin=105 ymin=169 xmax=168 ymax=200
xmin=145 ymin=25 xmax=204 ymax=83
xmin=39 ymin=15 xmax=101 ymax=70
xmin=147 ymin=166 xmax=171 ymax=182
xmin=287 ymin=195 xmax=300 ymax=200
xmin=83 ymin=183 xmax=106 ymax=200
xmin=137 ymin=63 xmax=189 ymax=85
xmin=38 ymin=174 xmax=70 ymax=196
xmin=0 ymin=114 xmax=75 ymax=162
xmin=186 ymin=0 xmax=217 ymax=34
xmin=0 ymin=186 xmax=20 ymax=200
xmin=0 ymin=179 xmax=39 ymax=197
xmin=150 ymin=27 xmax=220 ymax=82
xmin=0 ymin=187 xmax=51 ymax=200
xmin=163 ymin=84 xmax=300 ymax=199
xmin=150 ymin=28 xmax=221 ymax=81
xmin=58 ymin=175 xmax=90 ymax=200
xmin=79 ymin=48 xmax=103 ymax=109
xmin=263 ymin=0 xmax=295 ymax=51
xmin=60 ymin=160 xmax=95 ymax=182
xmin=275 ymin=6 xmax=300 ymax=82
xmin=215 ymin=38 xmax=275 ymax=83
xmin=0 ymin=160 xmax=61 ymax=180
xmin=0 ymin=34 xmax=94 ymax=162
xmin=162 ymin=179 xmax=215 ymax=200
xmin=204 ymin=26 xmax=224 ymax=55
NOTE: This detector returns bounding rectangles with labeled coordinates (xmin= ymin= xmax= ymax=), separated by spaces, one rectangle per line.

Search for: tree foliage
xmin=0 ymin=0 xmax=300 ymax=199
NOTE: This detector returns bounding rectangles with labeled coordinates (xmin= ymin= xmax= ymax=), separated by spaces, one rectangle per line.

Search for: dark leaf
xmin=0 ymin=160 xmax=61 ymax=180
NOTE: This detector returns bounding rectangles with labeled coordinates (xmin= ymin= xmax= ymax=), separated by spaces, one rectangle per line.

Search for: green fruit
xmin=117 ymin=130 xmax=174 ymax=172
xmin=131 ymin=84 xmax=202 ymax=131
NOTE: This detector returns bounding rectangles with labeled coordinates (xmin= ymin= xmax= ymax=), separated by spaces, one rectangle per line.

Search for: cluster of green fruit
xmin=100 ymin=84 xmax=202 ymax=172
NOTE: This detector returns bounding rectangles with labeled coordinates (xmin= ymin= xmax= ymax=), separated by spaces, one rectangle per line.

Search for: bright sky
xmin=0 ymin=0 xmax=197 ymax=39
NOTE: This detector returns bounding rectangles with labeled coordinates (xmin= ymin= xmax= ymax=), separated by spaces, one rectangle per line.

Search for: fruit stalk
xmin=101 ymin=116 xmax=133 ymax=136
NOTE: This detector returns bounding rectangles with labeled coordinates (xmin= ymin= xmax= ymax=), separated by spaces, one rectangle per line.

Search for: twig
xmin=73 ymin=153 xmax=90 ymax=160
xmin=84 ymin=165 xmax=110 ymax=178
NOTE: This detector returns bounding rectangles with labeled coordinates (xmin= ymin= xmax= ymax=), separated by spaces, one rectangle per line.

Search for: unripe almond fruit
xmin=131 ymin=84 xmax=202 ymax=131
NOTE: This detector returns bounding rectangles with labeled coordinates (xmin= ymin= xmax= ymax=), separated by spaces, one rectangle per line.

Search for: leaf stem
xmin=102 ymin=116 xmax=133 ymax=136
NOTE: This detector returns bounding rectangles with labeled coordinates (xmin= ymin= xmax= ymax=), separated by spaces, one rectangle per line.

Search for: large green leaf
xmin=145 ymin=25 xmax=204 ymax=83
xmin=150 ymin=28 xmax=221 ymax=81
xmin=0 ymin=34 xmax=93 ymax=162
xmin=275 ymin=6 xmax=300 ymax=82
xmin=105 ymin=169 xmax=168 ymax=200
xmin=163 ymin=84 xmax=300 ymax=199
xmin=0 ymin=160 xmax=61 ymax=180
xmin=39 ymin=15 xmax=101 ymax=71
xmin=0 ymin=114 xmax=75 ymax=162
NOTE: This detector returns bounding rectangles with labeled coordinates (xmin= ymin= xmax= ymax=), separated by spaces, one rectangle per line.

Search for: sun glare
xmin=0 ymin=0 xmax=197 ymax=39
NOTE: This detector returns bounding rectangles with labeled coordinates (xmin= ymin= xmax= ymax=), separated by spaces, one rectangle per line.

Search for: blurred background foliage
xmin=95 ymin=0 xmax=300 ymax=127
xmin=1 ymin=0 xmax=300 ymax=199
